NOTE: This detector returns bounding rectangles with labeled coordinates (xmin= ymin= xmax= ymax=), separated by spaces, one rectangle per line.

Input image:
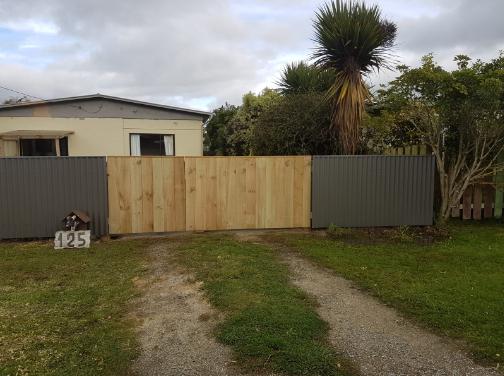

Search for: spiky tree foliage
xmin=313 ymin=0 xmax=396 ymax=154
xmin=277 ymin=61 xmax=336 ymax=95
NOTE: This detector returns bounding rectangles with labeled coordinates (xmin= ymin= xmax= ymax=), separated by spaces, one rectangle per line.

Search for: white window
xmin=130 ymin=134 xmax=174 ymax=156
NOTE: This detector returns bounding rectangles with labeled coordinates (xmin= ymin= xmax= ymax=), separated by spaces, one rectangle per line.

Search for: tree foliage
xmin=374 ymin=54 xmax=504 ymax=220
xmin=312 ymin=0 xmax=396 ymax=154
xmin=203 ymin=89 xmax=281 ymax=156
xmin=203 ymin=103 xmax=239 ymax=156
xmin=251 ymin=92 xmax=338 ymax=155
xmin=277 ymin=61 xmax=336 ymax=95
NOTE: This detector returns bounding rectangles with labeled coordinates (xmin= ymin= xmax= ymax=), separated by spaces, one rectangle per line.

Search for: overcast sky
xmin=0 ymin=0 xmax=502 ymax=111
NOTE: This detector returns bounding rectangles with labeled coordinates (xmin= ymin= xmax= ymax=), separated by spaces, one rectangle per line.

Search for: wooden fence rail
xmin=107 ymin=156 xmax=311 ymax=234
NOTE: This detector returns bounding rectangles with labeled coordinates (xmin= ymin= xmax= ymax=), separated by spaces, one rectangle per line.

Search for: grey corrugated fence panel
xmin=0 ymin=157 xmax=108 ymax=239
xmin=312 ymin=155 xmax=435 ymax=228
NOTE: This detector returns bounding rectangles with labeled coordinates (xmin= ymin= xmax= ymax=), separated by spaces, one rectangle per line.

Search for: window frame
xmin=129 ymin=133 xmax=175 ymax=156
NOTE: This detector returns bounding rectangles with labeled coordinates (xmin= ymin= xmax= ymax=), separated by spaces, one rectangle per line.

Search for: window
xmin=19 ymin=138 xmax=69 ymax=156
xmin=130 ymin=134 xmax=174 ymax=156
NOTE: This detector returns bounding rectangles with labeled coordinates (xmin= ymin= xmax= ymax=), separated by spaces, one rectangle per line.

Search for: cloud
xmin=0 ymin=0 xmax=502 ymax=110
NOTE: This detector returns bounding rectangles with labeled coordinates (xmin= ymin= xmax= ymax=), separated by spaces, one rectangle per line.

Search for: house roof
xmin=0 ymin=93 xmax=211 ymax=118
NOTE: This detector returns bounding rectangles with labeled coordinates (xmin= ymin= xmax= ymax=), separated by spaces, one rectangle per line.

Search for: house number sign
xmin=54 ymin=230 xmax=91 ymax=249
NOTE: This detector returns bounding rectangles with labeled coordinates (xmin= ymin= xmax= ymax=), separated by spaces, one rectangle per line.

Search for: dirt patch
xmin=131 ymin=242 xmax=243 ymax=376
xmin=326 ymin=226 xmax=449 ymax=245
xmin=275 ymin=248 xmax=500 ymax=376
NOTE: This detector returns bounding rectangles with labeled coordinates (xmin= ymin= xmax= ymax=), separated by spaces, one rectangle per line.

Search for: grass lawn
xmin=0 ymin=240 xmax=147 ymax=376
xmin=173 ymin=235 xmax=354 ymax=376
xmin=276 ymin=223 xmax=504 ymax=367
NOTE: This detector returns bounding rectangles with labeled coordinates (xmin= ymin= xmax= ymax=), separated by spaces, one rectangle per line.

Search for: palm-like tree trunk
xmin=331 ymin=71 xmax=368 ymax=154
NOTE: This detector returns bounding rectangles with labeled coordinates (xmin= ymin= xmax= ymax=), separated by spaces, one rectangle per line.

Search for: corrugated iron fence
xmin=0 ymin=157 xmax=108 ymax=239
xmin=312 ymin=156 xmax=435 ymax=228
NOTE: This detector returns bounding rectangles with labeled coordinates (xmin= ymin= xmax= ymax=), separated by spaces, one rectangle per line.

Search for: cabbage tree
xmin=313 ymin=0 xmax=396 ymax=154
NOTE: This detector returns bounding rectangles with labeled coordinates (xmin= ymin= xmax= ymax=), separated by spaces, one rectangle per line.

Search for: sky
xmin=0 ymin=0 xmax=503 ymax=111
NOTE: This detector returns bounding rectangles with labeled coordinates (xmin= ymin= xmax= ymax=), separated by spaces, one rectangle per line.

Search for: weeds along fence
xmin=0 ymin=155 xmax=436 ymax=239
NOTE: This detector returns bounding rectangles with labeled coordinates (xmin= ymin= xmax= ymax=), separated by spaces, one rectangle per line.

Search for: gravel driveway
xmin=132 ymin=243 xmax=241 ymax=376
xmin=280 ymin=250 xmax=500 ymax=376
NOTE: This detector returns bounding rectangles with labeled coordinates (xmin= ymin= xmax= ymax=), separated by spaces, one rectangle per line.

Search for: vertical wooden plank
xmin=404 ymin=146 xmax=412 ymax=155
xmin=107 ymin=157 xmax=120 ymax=234
xmin=224 ymin=158 xmax=236 ymax=229
xmin=293 ymin=157 xmax=304 ymax=227
xmin=185 ymin=157 xmax=196 ymax=231
xmin=274 ymin=158 xmax=289 ymax=227
xmin=173 ymin=158 xmax=186 ymax=231
xmin=225 ymin=157 xmax=247 ymax=229
xmin=215 ymin=157 xmax=226 ymax=229
xmin=495 ymin=168 xmax=504 ymax=219
xmin=152 ymin=158 xmax=165 ymax=232
xmin=266 ymin=158 xmax=275 ymax=227
xmin=255 ymin=158 xmax=267 ymax=228
xmin=411 ymin=145 xmax=419 ymax=155
xmin=483 ymin=185 xmax=495 ymax=219
xmin=419 ymin=145 xmax=427 ymax=155
xmin=451 ymin=200 xmax=460 ymax=218
xmin=245 ymin=158 xmax=256 ymax=228
xmin=397 ymin=147 xmax=404 ymax=156
xmin=473 ymin=185 xmax=482 ymax=220
xmin=204 ymin=158 xmax=217 ymax=230
xmin=229 ymin=157 xmax=244 ymax=229
xmin=238 ymin=158 xmax=248 ymax=229
xmin=130 ymin=158 xmax=143 ymax=233
xmin=141 ymin=158 xmax=154 ymax=232
xmin=194 ymin=158 xmax=206 ymax=231
xmin=284 ymin=158 xmax=295 ymax=227
xmin=462 ymin=186 xmax=473 ymax=220
xmin=162 ymin=158 xmax=174 ymax=231
xmin=118 ymin=158 xmax=132 ymax=233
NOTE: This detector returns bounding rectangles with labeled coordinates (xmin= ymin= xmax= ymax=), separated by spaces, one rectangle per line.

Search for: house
xmin=0 ymin=94 xmax=210 ymax=157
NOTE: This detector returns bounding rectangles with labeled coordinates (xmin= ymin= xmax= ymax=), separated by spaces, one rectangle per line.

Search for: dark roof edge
xmin=0 ymin=93 xmax=212 ymax=117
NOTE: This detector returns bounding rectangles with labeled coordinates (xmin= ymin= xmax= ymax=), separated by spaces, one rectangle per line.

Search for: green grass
xmin=173 ymin=236 xmax=352 ymax=376
xmin=277 ymin=223 xmax=504 ymax=366
xmin=0 ymin=240 xmax=147 ymax=376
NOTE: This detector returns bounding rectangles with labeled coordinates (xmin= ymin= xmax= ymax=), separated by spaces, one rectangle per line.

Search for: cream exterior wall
xmin=0 ymin=117 xmax=203 ymax=156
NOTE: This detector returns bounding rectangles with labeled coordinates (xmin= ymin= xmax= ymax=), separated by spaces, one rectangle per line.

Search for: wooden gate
xmin=107 ymin=156 xmax=311 ymax=234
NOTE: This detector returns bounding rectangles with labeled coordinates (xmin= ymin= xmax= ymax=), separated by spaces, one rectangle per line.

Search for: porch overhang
xmin=0 ymin=130 xmax=74 ymax=140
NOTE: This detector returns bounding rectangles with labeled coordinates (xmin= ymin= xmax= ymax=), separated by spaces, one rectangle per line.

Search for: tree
xmin=226 ymin=89 xmax=281 ymax=155
xmin=312 ymin=0 xmax=397 ymax=154
xmin=250 ymin=92 xmax=338 ymax=155
xmin=203 ymin=104 xmax=238 ymax=155
xmin=376 ymin=54 xmax=504 ymax=221
xmin=277 ymin=61 xmax=336 ymax=95
xmin=203 ymin=89 xmax=280 ymax=156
